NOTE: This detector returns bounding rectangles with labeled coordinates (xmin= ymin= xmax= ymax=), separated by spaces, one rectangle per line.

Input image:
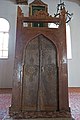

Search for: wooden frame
xmin=29 ymin=0 xmax=48 ymax=27
xmin=29 ymin=0 xmax=48 ymax=16
xmin=9 ymin=4 xmax=71 ymax=119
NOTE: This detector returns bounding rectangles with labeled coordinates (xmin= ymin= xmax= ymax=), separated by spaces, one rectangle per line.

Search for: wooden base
xmin=5 ymin=109 xmax=73 ymax=120
xmin=3 ymin=116 xmax=74 ymax=120
xmin=3 ymin=108 xmax=73 ymax=120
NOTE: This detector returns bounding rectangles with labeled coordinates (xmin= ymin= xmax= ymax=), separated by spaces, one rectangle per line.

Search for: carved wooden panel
xmin=39 ymin=35 xmax=58 ymax=111
xmin=22 ymin=37 xmax=39 ymax=111
xmin=29 ymin=0 xmax=48 ymax=27
xmin=22 ymin=34 xmax=58 ymax=112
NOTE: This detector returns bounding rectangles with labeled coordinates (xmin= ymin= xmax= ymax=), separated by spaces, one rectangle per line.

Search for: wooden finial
xmin=17 ymin=6 xmax=24 ymax=17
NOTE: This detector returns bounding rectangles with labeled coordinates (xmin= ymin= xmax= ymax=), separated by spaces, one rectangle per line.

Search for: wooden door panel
xmin=22 ymin=35 xmax=58 ymax=112
xmin=39 ymin=35 xmax=58 ymax=111
xmin=22 ymin=37 xmax=39 ymax=111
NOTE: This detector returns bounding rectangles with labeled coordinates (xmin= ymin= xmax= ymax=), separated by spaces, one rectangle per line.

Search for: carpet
xmin=0 ymin=90 xmax=80 ymax=120
xmin=0 ymin=94 xmax=11 ymax=120
xmin=69 ymin=91 xmax=80 ymax=120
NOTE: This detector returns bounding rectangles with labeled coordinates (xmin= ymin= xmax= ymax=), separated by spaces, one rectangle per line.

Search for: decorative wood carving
xmin=29 ymin=0 xmax=48 ymax=27
xmin=29 ymin=0 xmax=48 ymax=6
xmin=9 ymin=0 xmax=72 ymax=119
xmin=29 ymin=0 xmax=48 ymax=14
xmin=32 ymin=10 xmax=52 ymax=18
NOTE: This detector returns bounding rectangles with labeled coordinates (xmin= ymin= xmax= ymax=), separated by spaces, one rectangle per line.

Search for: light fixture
xmin=54 ymin=0 xmax=73 ymax=23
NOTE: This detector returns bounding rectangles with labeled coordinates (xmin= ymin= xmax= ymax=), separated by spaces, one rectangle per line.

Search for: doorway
xmin=22 ymin=34 xmax=58 ymax=112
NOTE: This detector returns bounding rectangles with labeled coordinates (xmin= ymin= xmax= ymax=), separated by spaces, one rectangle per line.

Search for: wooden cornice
xmin=21 ymin=16 xmax=61 ymax=24
xmin=18 ymin=11 xmax=61 ymax=24
xmin=17 ymin=6 xmax=61 ymax=24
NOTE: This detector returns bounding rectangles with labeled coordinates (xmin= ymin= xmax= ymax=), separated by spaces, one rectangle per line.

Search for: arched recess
xmin=0 ymin=18 xmax=10 ymax=58
xmin=22 ymin=34 xmax=59 ymax=112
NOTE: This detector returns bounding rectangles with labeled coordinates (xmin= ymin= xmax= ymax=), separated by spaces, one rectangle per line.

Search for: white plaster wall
xmin=0 ymin=0 xmax=17 ymax=88
xmin=65 ymin=1 xmax=80 ymax=87
xmin=0 ymin=0 xmax=80 ymax=87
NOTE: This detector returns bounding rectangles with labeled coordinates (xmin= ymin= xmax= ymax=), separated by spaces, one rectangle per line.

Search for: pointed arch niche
xmin=22 ymin=34 xmax=58 ymax=111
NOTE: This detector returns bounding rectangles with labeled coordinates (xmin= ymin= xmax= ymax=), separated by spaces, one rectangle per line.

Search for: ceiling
xmin=9 ymin=0 xmax=80 ymax=5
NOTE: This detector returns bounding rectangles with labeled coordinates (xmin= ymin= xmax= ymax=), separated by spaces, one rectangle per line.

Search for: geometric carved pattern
xmin=22 ymin=34 xmax=58 ymax=112
xmin=10 ymin=111 xmax=71 ymax=119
